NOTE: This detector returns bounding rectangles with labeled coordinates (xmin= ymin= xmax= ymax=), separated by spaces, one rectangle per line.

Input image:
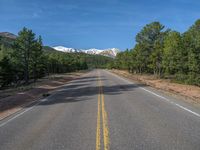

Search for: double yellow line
xmin=96 ymin=72 xmax=110 ymax=150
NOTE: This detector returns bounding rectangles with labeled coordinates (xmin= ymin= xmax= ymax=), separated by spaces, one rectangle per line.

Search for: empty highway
xmin=0 ymin=70 xmax=200 ymax=150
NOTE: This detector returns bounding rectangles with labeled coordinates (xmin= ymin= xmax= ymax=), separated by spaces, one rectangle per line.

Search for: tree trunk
xmin=24 ymin=59 xmax=29 ymax=84
xmin=33 ymin=64 xmax=37 ymax=82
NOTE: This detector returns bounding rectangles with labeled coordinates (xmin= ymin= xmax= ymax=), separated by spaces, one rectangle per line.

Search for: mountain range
xmin=0 ymin=32 xmax=120 ymax=58
xmin=53 ymin=46 xmax=119 ymax=58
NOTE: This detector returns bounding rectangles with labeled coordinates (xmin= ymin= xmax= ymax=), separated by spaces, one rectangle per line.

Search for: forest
xmin=1 ymin=19 xmax=200 ymax=88
xmin=0 ymin=28 xmax=113 ymax=88
xmin=111 ymin=19 xmax=200 ymax=86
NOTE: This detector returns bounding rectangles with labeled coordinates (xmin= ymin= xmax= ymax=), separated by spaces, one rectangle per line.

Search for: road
xmin=0 ymin=69 xmax=200 ymax=150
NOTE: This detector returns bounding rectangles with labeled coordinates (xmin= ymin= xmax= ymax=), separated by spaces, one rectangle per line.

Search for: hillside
xmin=0 ymin=32 xmax=16 ymax=47
xmin=0 ymin=32 xmax=17 ymax=39
xmin=0 ymin=32 xmax=57 ymax=52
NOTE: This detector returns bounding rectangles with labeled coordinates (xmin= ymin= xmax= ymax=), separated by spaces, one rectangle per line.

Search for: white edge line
xmin=0 ymin=87 xmax=63 ymax=128
xmin=107 ymin=70 xmax=200 ymax=118
xmin=0 ymin=71 xmax=93 ymax=128
xmin=140 ymin=87 xmax=200 ymax=117
xmin=0 ymin=106 xmax=35 ymax=128
xmin=0 ymin=96 xmax=52 ymax=128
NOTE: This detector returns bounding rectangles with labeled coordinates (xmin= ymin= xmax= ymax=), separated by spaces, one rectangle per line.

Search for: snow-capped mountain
xmin=101 ymin=48 xmax=119 ymax=57
xmin=52 ymin=46 xmax=120 ymax=57
xmin=53 ymin=46 xmax=81 ymax=53
xmin=83 ymin=48 xmax=104 ymax=55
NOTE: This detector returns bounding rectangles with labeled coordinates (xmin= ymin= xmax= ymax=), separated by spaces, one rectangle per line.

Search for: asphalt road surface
xmin=0 ymin=69 xmax=200 ymax=150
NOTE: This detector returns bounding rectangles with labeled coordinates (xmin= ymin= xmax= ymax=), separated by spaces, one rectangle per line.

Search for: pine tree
xmin=0 ymin=56 xmax=14 ymax=87
xmin=162 ymin=31 xmax=183 ymax=75
xmin=30 ymin=35 xmax=43 ymax=82
xmin=13 ymin=27 xmax=36 ymax=84
xmin=182 ymin=20 xmax=200 ymax=85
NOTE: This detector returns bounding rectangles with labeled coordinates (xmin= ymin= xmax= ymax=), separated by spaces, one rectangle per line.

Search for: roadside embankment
xmin=110 ymin=69 xmax=200 ymax=105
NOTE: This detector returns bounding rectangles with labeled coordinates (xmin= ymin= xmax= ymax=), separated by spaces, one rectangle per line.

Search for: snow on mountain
xmin=99 ymin=48 xmax=120 ymax=58
xmin=83 ymin=48 xmax=103 ymax=55
xmin=103 ymin=48 xmax=119 ymax=56
xmin=52 ymin=46 xmax=120 ymax=57
xmin=53 ymin=46 xmax=81 ymax=53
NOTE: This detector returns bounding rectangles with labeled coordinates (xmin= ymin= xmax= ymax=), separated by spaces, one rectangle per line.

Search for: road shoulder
xmin=109 ymin=69 xmax=200 ymax=108
xmin=0 ymin=71 xmax=89 ymax=121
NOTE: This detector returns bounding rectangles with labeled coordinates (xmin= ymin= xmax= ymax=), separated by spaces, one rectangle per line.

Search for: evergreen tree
xmin=162 ymin=31 xmax=184 ymax=76
xmin=13 ymin=27 xmax=36 ymax=84
xmin=0 ymin=56 xmax=14 ymax=87
xmin=30 ymin=35 xmax=43 ymax=81
xmin=135 ymin=22 xmax=168 ymax=75
xmin=182 ymin=20 xmax=200 ymax=85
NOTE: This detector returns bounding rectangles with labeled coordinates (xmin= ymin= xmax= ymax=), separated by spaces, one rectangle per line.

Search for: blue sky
xmin=0 ymin=0 xmax=200 ymax=50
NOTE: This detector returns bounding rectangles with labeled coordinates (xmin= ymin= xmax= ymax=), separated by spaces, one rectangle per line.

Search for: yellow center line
xmin=101 ymin=86 xmax=110 ymax=150
xmin=96 ymin=71 xmax=110 ymax=150
xmin=96 ymin=87 xmax=101 ymax=150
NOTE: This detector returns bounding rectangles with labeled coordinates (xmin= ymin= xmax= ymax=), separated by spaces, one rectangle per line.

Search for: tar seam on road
xmin=96 ymin=71 xmax=110 ymax=150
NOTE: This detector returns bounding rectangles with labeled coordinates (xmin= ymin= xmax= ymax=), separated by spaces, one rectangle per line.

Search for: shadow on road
xmin=28 ymin=75 xmax=146 ymax=107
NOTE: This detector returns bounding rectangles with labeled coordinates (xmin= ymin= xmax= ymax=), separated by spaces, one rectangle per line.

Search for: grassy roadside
xmin=0 ymin=70 xmax=89 ymax=120
xmin=110 ymin=69 xmax=200 ymax=105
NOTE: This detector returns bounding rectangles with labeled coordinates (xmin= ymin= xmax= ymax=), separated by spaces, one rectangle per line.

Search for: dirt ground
xmin=0 ymin=71 xmax=88 ymax=120
xmin=110 ymin=69 xmax=200 ymax=105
